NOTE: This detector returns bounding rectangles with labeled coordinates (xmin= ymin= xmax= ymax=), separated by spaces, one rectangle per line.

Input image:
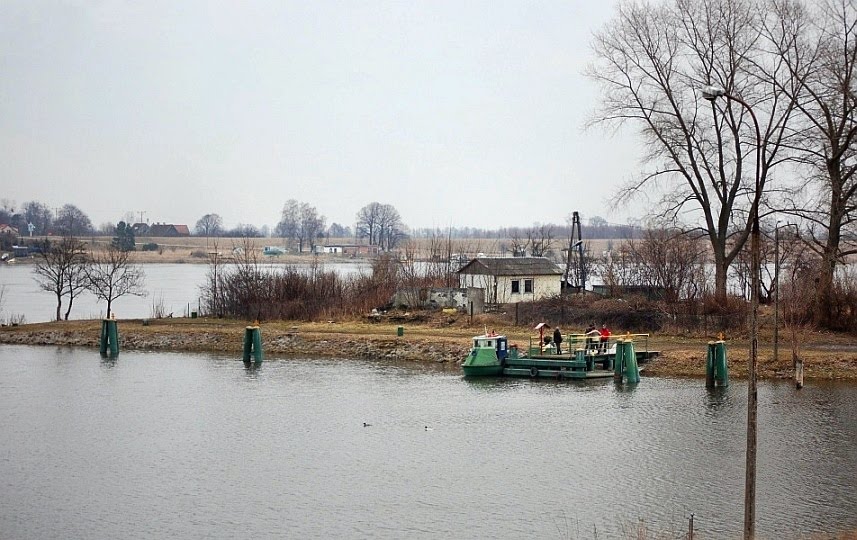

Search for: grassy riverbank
xmin=2 ymin=314 xmax=856 ymax=380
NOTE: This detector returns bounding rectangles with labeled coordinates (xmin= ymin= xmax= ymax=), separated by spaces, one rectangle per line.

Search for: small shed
xmin=457 ymin=257 xmax=563 ymax=304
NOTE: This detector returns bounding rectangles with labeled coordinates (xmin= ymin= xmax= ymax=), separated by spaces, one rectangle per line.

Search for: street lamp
xmin=774 ymin=220 xmax=782 ymax=365
xmin=774 ymin=221 xmax=800 ymax=388
xmin=702 ymin=84 xmax=762 ymax=540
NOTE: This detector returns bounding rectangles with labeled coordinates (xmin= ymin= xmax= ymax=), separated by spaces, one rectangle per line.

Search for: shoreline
xmin=2 ymin=318 xmax=857 ymax=380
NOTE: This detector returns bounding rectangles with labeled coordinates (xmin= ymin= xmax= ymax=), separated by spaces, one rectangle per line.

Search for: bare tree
xmin=527 ymin=224 xmax=554 ymax=257
xmin=86 ymin=244 xmax=146 ymax=319
xmin=21 ymin=201 xmax=53 ymax=236
xmin=32 ymin=236 xmax=89 ymax=321
xmin=509 ymin=229 xmax=529 ymax=257
xmin=376 ymin=203 xmax=406 ymax=250
xmin=55 ymin=204 xmax=93 ymax=236
xmin=587 ymin=0 xmax=798 ymax=305
xmin=356 ymin=202 xmax=406 ymax=250
xmin=765 ymin=0 xmax=857 ymax=326
xmin=630 ymin=226 xmax=709 ymax=303
xmin=299 ymin=203 xmax=326 ymax=252
xmin=195 ymin=213 xmax=223 ymax=237
xmin=356 ymin=202 xmax=382 ymax=246
xmin=275 ymin=199 xmax=301 ymax=250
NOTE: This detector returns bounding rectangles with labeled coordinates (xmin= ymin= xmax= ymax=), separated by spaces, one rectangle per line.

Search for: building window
xmin=524 ymin=279 xmax=533 ymax=293
xmin=511 ymin=280 xmax=520 ymax=294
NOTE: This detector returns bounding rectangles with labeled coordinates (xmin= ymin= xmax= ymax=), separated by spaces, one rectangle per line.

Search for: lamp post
xmin=774 ymin=221 xmax=801 ymax=388
xmin=702 ymin=85 xmax=762 ymax=540
xmin=774 ymin=220 xmax=781 ymax=365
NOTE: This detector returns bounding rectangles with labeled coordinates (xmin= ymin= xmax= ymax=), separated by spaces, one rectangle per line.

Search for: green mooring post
xmin=613 ymin=339 xmax=625 ymax=383
xmin=623 ymin=340 xmax=640 ymax=384
xmin=99 ymin=319 xmax=119 ymax=357
xmin=243 ymin=326 xmax=263 ymax=363
xmin=706 ymin=341 xmax=728 ymax=388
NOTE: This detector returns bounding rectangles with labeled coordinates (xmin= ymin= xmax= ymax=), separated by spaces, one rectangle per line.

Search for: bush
xmin=141 ymin=243 xmax=159 ymax=252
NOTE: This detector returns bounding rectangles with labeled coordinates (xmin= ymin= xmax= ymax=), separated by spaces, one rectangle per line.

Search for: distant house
xmin=315 ymin=244 xmax=381 ymax=256
xmin=0 ymin=224 xmax=18 ymax=250
xmin=457 ymin=257 xmax=563 ymax=304
xmin=131 ymin=222 xmax=150 ymax=236
xmin=147 ymin=223 xmax=190 ymax=237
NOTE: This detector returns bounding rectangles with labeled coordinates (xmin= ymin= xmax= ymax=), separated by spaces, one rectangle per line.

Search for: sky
xmin=0 ymin=0 xmax=641 ymax=232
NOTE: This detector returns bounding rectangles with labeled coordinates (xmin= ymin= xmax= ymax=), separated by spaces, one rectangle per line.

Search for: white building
xmin=457 ymin=257 xmax=563 ymax=304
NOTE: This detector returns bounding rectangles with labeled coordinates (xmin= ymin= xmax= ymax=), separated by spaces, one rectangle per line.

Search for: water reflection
xmin=1 ymin=344 xmax=856 ymax=540
xmin=704 ymin=384 xmax=731 ymax=413
xmin=99 ymin=356 xmax=118 ymax=369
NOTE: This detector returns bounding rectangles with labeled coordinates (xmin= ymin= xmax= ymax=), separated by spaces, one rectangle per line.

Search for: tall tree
xmin=376 ymin=203 xmax=406 ymax=250
xmin=299 ymin=203 xmax=326 ymax=252
xmin=195 ymin=213 xmax=223 ymax=237
xmin=327 ymin=223 xmax=352 ymax=238
xmin=275 ymin=199 xmax=301 ymax=250
xmin=55 ymin=204 xmax=93 ymax=236
xmin=86 ymin=244 xmax=146 ymax=319
xmin=21 ymin=201 xmax=53 ymax=236
xmin=768 ymin=0 xmax=857 ymax=327
xmin=357 ymin=202 xmax=406 ymax=250
xmin=32 ymin=236 xmax=89 ymax=321
xmin=112 ymin=221 xmax=136 ymax=252
xmin=356 ymin=202 xmax=383 ymax=246
xmin=587 ymin=0 xmax=798 ymax=304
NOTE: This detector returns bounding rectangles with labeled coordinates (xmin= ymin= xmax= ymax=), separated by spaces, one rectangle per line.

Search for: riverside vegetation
xmin=4 ymin=234 xmax=857 ymax=380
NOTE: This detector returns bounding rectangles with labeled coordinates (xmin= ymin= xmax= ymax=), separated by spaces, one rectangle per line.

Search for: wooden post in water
xmin=794 ymin=351 xmax=804 ymax=389
xmin=688 ymin=513 xmax=694 ymax=540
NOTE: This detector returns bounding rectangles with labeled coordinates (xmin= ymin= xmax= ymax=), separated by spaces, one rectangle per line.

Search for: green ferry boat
xmin=461 ymin=327 xmax=657 ymax=381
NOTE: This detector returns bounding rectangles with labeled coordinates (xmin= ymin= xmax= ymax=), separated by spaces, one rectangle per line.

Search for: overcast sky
xmin=1 ymin=0 xmax=641 ymax=232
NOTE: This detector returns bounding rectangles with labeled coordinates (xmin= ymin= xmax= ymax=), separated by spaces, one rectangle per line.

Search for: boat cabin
xmin=473 ymin=333 xmax=509 ymax=362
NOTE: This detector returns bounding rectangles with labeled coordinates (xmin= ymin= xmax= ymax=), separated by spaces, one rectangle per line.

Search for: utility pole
xmin=137 ymin=211 xmax=146 ymax=224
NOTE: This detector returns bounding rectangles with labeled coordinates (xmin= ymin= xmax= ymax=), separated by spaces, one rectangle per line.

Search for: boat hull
xmin=462 ymin=364 xmax=504 ymax=377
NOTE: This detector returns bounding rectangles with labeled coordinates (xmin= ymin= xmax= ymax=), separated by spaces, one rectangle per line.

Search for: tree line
xmin=1 ymin=196 xmax=634 ymax=254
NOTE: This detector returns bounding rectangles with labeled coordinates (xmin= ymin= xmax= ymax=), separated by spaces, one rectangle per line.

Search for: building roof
xmin=457 ymin=257 xmax=562 ymax=276
xmin=147 ymin=223 xmax=190 ymax=236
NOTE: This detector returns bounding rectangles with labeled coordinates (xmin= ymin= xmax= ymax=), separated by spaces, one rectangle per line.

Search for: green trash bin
xmin=397 ymin=325 xmax=404 ymax=337
xmin=191 ymin=311 xmax=198 ymax=319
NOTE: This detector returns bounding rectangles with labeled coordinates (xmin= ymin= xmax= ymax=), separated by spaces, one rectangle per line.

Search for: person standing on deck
xmin=585 ymin=323 xmax=597 ymax=351
xmin=599 ymin=323 xmax=611 ymax=353
xmin=553 ymin=327 xmax=563 ymax=355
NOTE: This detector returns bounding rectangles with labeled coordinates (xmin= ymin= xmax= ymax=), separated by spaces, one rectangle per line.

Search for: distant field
xmin=22 ymin=235 xmax=618 ymax=264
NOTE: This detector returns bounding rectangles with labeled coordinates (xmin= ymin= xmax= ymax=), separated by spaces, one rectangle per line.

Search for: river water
xmin=0 ymin=262 xmax=368 ymax=323
xmin=1 ymin=345 xmax=855 ymax=539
